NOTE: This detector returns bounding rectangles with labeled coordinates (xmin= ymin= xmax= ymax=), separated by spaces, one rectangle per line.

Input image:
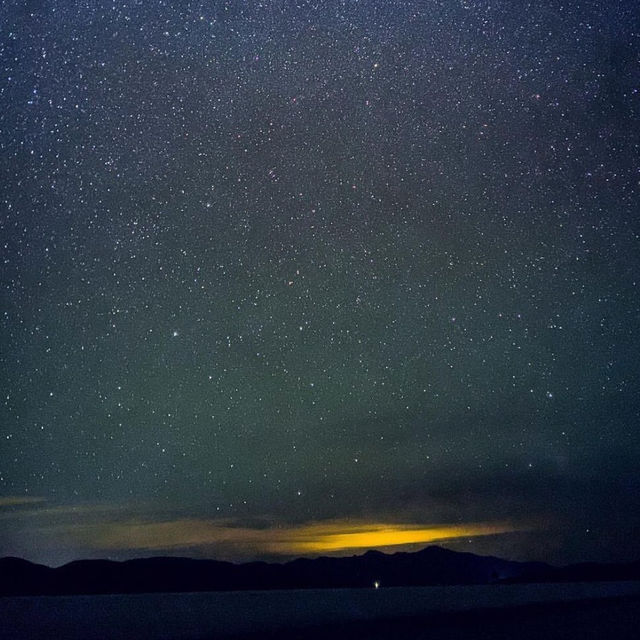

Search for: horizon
xmin=5 ymin=539 xmax=640 ymax=572
xmin=4 ymin=542 xmax=523 ymax=569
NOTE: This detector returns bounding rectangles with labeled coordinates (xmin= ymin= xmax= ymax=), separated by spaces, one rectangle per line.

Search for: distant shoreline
xmin=3 ymin=545 xmax=640 ymax=597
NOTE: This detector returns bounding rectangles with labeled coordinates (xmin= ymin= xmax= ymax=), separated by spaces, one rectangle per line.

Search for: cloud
xmin=282 ymin=522 xmax=515 ymax=553
xmin=0 ymin=500 xmax=146 ymax=521
xmin=65 ymin=517 xmax=519 ymax=557
xmin=0 ymin=496 xmax=46 ymax=508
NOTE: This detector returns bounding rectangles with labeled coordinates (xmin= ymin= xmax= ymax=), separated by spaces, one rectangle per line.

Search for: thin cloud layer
xmin=64 ymin=517 xmax=518 ymax=557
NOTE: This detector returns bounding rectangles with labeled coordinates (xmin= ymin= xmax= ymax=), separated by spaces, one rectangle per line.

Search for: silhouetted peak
xmin=1 ymin=547 xmax=638 ymax=597
xmin=0 ymin=556 xmax=48 ymax=570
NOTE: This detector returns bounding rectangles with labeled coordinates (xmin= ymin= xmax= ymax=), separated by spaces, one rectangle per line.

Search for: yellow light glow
xmin=66 ymin=516 xmax=515 ymax=558
xmin=284 ymin=523 xmax=512 ymax=553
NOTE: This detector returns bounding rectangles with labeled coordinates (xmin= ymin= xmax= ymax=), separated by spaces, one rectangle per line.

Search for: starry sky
xmin=1 ymin=1 xmax=639 ymax=567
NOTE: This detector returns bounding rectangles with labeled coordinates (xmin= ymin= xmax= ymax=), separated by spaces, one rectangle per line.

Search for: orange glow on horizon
xmin=66 ymin=516 xmax=517 ymax=556
xmin=285 ymin=523 xmax=513 ymax=553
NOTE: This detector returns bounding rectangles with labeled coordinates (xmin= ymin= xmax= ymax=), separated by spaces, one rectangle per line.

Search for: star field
xmin=1 ymin=1 xmax=639 ymax=565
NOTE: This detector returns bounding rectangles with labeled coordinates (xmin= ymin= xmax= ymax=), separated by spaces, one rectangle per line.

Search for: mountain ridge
xmin=1 ymin=546 xmax=638 ymax=597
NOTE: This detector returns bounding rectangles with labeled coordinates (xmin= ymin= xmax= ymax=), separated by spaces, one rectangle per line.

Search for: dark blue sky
xmin=1 ymin=0 xmax=639 ymax=566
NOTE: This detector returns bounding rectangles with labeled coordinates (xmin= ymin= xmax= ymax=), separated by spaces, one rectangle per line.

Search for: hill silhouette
xmin=1 ymin=546 xmax=638 ymax=596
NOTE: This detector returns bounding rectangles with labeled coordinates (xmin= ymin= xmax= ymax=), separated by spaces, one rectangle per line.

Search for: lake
xmin=2 ymin=581 xmax=640 ymax=639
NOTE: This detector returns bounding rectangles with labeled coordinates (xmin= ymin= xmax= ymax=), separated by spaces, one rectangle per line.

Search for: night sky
xmin=1 ymin=1 xmax=639 ymax=567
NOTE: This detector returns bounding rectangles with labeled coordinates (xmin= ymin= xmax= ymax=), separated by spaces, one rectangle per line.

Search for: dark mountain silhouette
xmin=1 ymin=546 xmax=638 ymax=597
